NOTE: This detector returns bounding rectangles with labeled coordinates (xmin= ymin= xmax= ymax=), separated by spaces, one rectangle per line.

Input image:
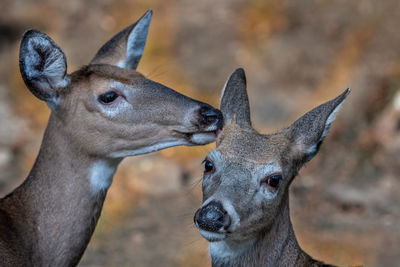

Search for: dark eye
xmin=99 ymin=91 xmax=119 ymax=104
xmin=268 ymin=175 xmax=281 ymax=188
xmin=203 ymin=159 xmax=215 ymax=173
xmin=261 ymin=174 xmax=282 ymax=189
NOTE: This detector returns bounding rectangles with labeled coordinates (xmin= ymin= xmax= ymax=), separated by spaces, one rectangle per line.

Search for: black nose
xmin=194 ymin=201 xmax=231 ymax=232
xmin=198 ymin=106 xmax=223 ymax=128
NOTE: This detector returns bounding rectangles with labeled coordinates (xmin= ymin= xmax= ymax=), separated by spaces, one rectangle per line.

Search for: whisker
xmin=148 ymin=69 xmax=170 ymax=80
xmin=188 ymin=176 xmax=203 ymax=189
xmin=182 ymin=237 xmax=204 ymax=247
xmin=144 ymin=62 xmax=172 ymax=80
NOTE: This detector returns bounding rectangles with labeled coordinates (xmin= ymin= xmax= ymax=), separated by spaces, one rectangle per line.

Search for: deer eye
xmin=203 ymin=159 xmax=215 ymax=174
xmin=261 ymin=174 xmax=282 ymax=189
xmin=268 ymin=175 xmax=281 ymax=188
xmin=99 ymin=91 xmax=119 ymax=104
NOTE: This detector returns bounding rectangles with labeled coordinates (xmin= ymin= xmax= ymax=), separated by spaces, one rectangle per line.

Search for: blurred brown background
xmin=0 ymin=0 xmax=399 ymax=266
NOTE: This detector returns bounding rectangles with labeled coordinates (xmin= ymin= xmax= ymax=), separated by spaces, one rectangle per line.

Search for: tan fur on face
xmin=217 ymin=123 xmax=291 ymax=165
xmin=69 ymin=64 xmax=144 ymax=85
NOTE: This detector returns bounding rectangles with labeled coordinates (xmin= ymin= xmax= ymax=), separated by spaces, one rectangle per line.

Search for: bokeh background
xmin=0 ymin=0 xmax=399 ymax=266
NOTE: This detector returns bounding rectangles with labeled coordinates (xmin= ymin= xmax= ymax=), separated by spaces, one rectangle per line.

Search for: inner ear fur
xmin=90 ymin=10 xmax=152 ymax=70
xmin=289 ymin=88 xmax=350 ymax=164
xmin=19 ymin=29 xmax=68 ymax=104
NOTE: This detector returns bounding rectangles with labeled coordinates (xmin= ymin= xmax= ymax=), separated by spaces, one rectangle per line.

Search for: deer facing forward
xmin=0 ymin=10 xmax=222 ymax=266
xmin=194 ymin=68 xmax=349 ymax=267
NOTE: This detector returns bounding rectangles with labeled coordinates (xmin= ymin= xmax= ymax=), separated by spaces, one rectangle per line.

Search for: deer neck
xmin=1 ymin=114 xmax=120 ymax=266
xmin=210 ymin=197 xmax=314 ymax=267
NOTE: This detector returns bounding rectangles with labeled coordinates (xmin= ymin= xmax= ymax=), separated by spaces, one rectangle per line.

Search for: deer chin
xmin=175 ymin=122 xmax=222 ymax=145
xmin=189 ymin=131 xmax=218 ymax=145
xmin=198 ymin=229 xmax=227 ymax=242
xmin=175 ymin=129 xmax=218 ymax=145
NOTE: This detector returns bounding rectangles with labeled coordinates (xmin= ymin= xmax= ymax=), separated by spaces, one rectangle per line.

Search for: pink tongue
xmin=216 ymin=129 xmax=222 ymax=136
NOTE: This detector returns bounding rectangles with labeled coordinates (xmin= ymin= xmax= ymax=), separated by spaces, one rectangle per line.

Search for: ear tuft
xmin=220 ymin=68 xmax=251 ymax=128
xmin=290 ymin=88 xmax=350 ymax=163
xmin=19 ymin=29 xmax=68 ymax=103
xmin=90 ymin=9 xmax=152 ymax=69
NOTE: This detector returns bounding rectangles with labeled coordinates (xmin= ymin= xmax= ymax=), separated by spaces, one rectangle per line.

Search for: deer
xmin=0 ymin=10 xmax=223 ymax=266
xmin=194 ymin=68 xmax=350 ymax=267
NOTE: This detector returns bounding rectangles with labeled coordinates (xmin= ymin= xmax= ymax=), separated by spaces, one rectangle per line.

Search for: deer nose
xmin=198 ymin=106 xmax=223 ymax=129
xmin=194 ymin=201 xmax=231 ymax=232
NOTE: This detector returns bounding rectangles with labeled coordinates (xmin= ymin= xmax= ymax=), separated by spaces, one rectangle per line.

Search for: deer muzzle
xmin=194 ymin=201 xmax=231 ymax=241
xmin=183 ymin=105 xmax=223 ymax=145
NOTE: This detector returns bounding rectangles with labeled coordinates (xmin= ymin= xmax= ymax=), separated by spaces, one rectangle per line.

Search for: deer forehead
xmin=209 ymin=150 xmax=282 ymax=178
xmin=69 ymin=65 xmax=144 ymax=93
xmin=216 ymin=124 xmax=290 ymax=165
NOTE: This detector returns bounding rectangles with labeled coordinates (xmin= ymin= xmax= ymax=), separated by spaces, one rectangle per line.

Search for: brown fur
xmin=69 ymin=64 xmax=144 ymax=85
xmin=1 ymin=11 xmax=222 ymax=266
xmin=0 ymin=118 xmax=108 ymax=266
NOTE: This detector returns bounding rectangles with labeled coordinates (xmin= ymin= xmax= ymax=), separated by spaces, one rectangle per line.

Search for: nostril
xmin=206 ymin=115 xmax=217 ymax=124
xmin=195 ymin=201 xmax=230 ymax=232
xmin=198 ymin=106 xmax=222 ymax=126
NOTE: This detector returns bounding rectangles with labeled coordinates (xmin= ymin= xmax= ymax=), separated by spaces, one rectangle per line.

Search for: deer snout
xmin=194 ymin=201 xmax=231 ymax=233
xmin=185 ymin=105 xmax=223 ymax=145
xmin=197 ymin=106 xmax=223 ymax=130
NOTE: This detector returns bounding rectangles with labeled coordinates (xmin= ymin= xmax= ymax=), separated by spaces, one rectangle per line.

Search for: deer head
xmin=194 ymin=68 xmax=349 ymax=245
xmin=19 ymin=10 xmax=222 ymax=160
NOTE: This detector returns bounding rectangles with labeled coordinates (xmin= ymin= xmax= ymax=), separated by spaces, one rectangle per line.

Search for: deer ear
xmin=289 ymin=88 xmax=350 ymax=163
xmin=90 ymin=9 xmax=152 ymax=69
xmin=19 ymin=30 xmax=69 ymax=106
xmin=220 ymin=68 xmax=251 ymax=128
